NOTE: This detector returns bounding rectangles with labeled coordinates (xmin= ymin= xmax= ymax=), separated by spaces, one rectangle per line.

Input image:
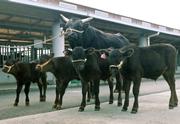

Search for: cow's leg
xmin=114 ymin=82 xmax=119 ymax=93
xmin=57 ymin=80 xmax=69 ymax=110
xmin=122 ymin=79 xmax=131 ymax=112
xmin=87 ymin=82 xmax=91 ymax=102
xmin=107 ymin=77 xmax=114 ymax=104
xmin=94 ymin=80 xmax=100 ymax=111
xmin=41 ymin=76 xmax=47 ymax=102
xmin=131 ymin=77 xmax=141 ymax=114
xmin=53 ymin=80 xmax=60 ymax=109
xmin=163 ymin=72 xmax=178 ymax=109
xmin=24 ymin=82 xmax=31 ymax=106
xmin=115 ymin=72 xmax=123 ymax=106
xmin=90 ymin=81 xmax=95 ymax=99
xmin=14 ymin=83 xmax=23 ymax=106
xmin=79 ymin=81 xmax=88 ymax=112
xmin=37 ymin=80 xmax=43 ymax=102
xmin=43 ymin=81 xmax=47 ymax=102
xmin=87 ymin=81 xmax=95 ymax=102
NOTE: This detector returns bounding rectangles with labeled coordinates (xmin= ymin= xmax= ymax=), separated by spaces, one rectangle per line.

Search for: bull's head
xmin=108 ymin=47 xmax=134 ymax=75
xmin=60 ymin=14 xmax=93 ymax=48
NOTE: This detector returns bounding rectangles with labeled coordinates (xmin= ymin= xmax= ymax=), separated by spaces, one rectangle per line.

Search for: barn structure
xmin=0 ymin=0 xmax=180 ymax=83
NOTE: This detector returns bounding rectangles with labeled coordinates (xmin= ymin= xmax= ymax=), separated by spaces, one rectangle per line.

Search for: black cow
xmin=2 ymin=60 xmax=47 ymax=106
xmin=69 ymin=47 xmax=122 ymax=111
xmin=108 ymin=43 xmax=178 ymax=113
xmin=36 ymin=55 xmax=79 ymax=110
xmin=60 ymin=14 xmax=130 ymax=49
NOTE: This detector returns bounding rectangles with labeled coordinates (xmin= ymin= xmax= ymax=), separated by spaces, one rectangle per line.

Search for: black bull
xmin=2 ymin=60 xmax=47 ymax=106
xmin=60 ymin=14 xmax=130 ymax=49
xmin=108 ymin=43 xmax=178 ymax=113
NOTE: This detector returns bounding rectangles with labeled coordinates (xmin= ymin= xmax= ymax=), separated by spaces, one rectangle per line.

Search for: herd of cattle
xmin=1 ymin=14 xmax=178 ymax=114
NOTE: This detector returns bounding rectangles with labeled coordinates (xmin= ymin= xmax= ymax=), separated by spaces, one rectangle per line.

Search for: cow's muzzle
xmin=109 ymin=61 xmax=124 ymax=70
xmin=2 ymin=64 xmax=15 ymax=73
xmin=65 ymin=28 xmax=84 ymax=34
xmin=35 ymin=58 xmax=52 ymax=72
xmin=72 ymin=59 xmax=87 ymax=71
xmin=35 ymin=64 xmax=42 ymax=71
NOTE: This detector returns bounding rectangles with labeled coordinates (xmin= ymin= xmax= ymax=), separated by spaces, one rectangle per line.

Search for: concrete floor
xmin=0 ymin=89 xmax=180 ymax=124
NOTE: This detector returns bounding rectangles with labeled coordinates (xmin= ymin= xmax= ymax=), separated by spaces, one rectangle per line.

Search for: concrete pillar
xmin=139 ymin=36 xmax=149 ymax=47
xmin=52 ymin=22 xmax=64 ymax=57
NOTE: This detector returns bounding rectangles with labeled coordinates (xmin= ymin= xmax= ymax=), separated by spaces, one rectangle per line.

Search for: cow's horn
xmin=60 ymin=14 xmax=69 ymax=23
xmin=81 ymin=17 xmax=93 ymax=23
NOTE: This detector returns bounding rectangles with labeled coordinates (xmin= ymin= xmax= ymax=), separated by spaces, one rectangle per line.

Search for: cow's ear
xmin=122 ymin=48 xmax=134 ymax=58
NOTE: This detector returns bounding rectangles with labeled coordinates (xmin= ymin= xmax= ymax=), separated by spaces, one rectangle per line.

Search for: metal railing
xmin=0 ymin=44 xmax=51 ymax=67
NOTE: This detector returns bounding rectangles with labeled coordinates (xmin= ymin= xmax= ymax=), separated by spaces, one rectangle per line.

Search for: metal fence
xmin=0 ymin=44 xmax=52 ymax=67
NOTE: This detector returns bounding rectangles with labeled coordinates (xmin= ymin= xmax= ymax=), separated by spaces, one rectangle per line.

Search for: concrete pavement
xmin=0 ymin=89 xmax=180 ymax=124
xmin=1 ymin=75 xmax=180 ymax=123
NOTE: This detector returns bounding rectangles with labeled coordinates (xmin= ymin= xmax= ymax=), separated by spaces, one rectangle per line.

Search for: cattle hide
xmin=69 ymin=47 xmax=122 ymax=111
xmin=36 ymin=55 xmax=79 ymax=110
xmin=60 ymin=14 xmax=130 ymax=49
xmin=108 ymin=43 xmax=178 ymax=113
xmin=2 ymin=60 xmax=47 ymax=106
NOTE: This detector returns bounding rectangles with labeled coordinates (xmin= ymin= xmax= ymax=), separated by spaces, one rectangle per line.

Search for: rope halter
xmin=65 ymin=28 xmax=84 ymax=34
xmin=109 ymin=60 xmax=124 ymax=70
xmin=3 ymin=64 xmax=15 ymax=73
xmin=72 ymin=59 xmax=87 ymax=63
xmin=36 ymin=58 xmax=52 ymax=71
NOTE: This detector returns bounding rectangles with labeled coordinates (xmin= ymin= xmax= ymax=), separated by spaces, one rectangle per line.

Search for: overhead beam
xmin=0 ymin=1 xmax=59 ymax=22
xmin=0 ymin=21 xmax=51 ymax=34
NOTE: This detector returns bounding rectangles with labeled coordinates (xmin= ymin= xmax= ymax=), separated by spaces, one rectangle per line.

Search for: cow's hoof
xmin=56 ymin=105 xmax=62 ymax=110
xmin=26 ymin=102 xmax=30 ymax=106
xmin=169 ymin=105 xmax=174 ymax=109
xmin=131 ymin=109 xmax=138 ymax=114
xmin=121 ymin=107 xmax=127 ymax=112
xmin=109 ymin=100 xmax=113 ymax=104
xmin=40 ymin=97 xmax=46 ymax=102
xmin=52 ymin=104 xmax=57 ymax=109
xmin=174 ymin=103 xmax=178 ymax=107
xmin=14 ymin=103 xmax=18 ymax=106
xmin=95 ymin=106 xmax=100 ymax=111
xmin=78 ymin=107 xmax=84 ymax=112
xmin=87 ymin=99 xmax=90 ymax=102
xmin=117 ymin=102 xmax=122 ymax=106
